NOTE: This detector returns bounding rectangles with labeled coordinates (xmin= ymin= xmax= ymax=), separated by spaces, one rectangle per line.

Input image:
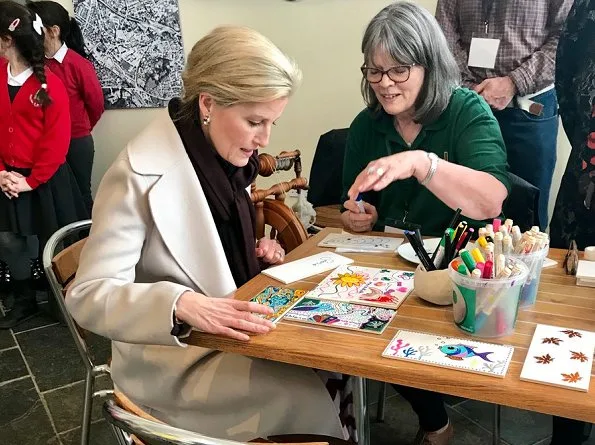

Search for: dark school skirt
xmin=0 ymin=164 xmax=89 ymax=245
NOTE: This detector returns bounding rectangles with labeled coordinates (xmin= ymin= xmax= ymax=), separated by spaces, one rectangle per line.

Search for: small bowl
xmin=413 ymin=265 xmax=451 ymax=306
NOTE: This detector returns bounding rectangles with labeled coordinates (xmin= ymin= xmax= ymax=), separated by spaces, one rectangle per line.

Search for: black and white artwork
xmin=74 ymin=0 xmax=185 ymax=109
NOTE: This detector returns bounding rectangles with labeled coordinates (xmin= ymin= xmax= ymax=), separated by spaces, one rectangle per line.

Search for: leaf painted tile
xmin=521 ymin=324 xmax=595 ymax=392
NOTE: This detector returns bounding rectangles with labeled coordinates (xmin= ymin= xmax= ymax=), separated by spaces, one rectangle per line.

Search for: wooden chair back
xmin=51 ymin=238 xmax=87 ymax=289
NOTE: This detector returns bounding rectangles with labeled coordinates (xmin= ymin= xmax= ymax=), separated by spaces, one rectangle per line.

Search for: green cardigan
xmin=342 ymin=88 xmax=511 ymax=236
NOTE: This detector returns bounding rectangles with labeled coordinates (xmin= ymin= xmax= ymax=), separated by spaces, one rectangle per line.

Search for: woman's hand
xmin=341 ymin=200 xmax=378 ymax=232
xmin=0 ymin=171 xmax=21 ymax=199
xmin=174 ymin=291 xmax=275 ymax=341
xmin=0 ymin=171 xmax=31 ymax=199
xmin=347 ymin=151 xmax=428 ymax=199
xmin=255 ymin=237 xmax=285 ymax=264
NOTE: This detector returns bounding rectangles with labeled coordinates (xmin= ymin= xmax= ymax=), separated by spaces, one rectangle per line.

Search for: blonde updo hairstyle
xmin=179 ymin=26 xmax=302 ymax=118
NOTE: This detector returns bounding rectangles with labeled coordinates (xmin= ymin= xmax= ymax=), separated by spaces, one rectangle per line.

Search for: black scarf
xmin=168 ymin=99 xmax=261 ymax=287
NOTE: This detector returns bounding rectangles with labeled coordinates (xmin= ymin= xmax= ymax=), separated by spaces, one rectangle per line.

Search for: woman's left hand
xmin=255 ymin=238 xmax=285 ymax=265
xmin=6 ymin=174 xmax=33 ymax=198
xmin=347 ymin=151 xmax=428 ymax=200
xmin=0 ymin=171 xmax=30 ymax=199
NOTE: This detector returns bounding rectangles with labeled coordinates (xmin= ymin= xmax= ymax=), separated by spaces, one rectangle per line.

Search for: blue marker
xmin=355 ymin=193 xmax=365 ymax=213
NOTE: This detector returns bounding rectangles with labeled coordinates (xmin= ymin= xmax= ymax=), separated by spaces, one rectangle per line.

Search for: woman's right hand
xmin=0 ymin=171 xmax=18 ymax=199
xmin=340 ymin=199 xmax=378 ymax=232
xmin=174 ymin=291 xmax=275 ymax=341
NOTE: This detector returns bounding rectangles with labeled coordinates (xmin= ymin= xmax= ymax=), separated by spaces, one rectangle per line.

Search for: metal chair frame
xmin=104 ymin=398 xmax=249 ymax=445
xmin=42 ymin=219 xmax=112 ymax=445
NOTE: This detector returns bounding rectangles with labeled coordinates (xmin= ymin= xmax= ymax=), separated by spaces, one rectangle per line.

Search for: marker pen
xmin=355 ymin=194 xmax=365 ymax=213
xmin=471 ymin=247 xmax=485 ymax=264
xmin=494 ymin=232 xmax=503 ymax=259
xmin=460 ymin=249 xmax=476 ymax=272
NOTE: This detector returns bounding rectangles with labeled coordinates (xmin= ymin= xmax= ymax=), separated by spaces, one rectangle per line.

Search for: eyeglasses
xmin=360 ymin=64 xmax=415 ymax=84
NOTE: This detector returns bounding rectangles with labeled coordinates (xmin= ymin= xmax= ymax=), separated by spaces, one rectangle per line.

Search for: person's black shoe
xmin=0 ymin=261 xmax=11 ymax=293
xmin=31 ymin=258 xmax=49 ymax=292
xmin=0 ymin=279 xmax=39 ymax=329
xmin=0 ymin=303 xmax=38 ymax=329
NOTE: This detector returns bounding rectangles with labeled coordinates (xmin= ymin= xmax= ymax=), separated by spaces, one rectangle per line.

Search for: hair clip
xmin=8 ymin=18 xmax=20 ymax=32
xmin=32 ymin=14 xmax=43 ymax=36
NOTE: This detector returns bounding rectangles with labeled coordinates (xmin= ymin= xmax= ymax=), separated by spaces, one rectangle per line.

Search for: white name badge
xmin=468 ymin=38 xmax=500 ymax=69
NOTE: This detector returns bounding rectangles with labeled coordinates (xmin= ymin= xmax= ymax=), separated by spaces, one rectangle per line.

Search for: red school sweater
xmin=0 ymin=59 xmax=71 ymax=189
xmin=46 ymin=49 xmax=104 ymax=138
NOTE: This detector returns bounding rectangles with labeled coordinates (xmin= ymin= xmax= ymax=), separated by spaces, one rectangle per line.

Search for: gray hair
xmin=361 ymin=1 xmax=460 ymax=124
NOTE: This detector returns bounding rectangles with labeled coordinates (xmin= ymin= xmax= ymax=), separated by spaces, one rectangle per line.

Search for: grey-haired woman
xmin=341 ymin=1 xmax=510 ymax=238
xmin=341 ymin=2 xmax=513 ymax=444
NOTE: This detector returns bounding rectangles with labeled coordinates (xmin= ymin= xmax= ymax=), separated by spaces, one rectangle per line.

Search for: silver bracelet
xmin=419 ymin=152 xmax=439 ymax=186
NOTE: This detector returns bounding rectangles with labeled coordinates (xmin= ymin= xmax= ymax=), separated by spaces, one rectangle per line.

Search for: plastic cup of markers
xmin=447 ymin=258 xmax=529 ymax=338
xmin=509 ymin=247 xmax=548 ymax=309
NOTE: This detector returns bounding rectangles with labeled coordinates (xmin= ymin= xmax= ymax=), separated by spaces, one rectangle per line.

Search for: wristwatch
xmin=420 ymin=152 xmax=439 ymax=186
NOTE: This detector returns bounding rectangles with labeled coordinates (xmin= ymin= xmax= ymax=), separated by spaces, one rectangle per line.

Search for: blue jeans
xmin=493 ymin=89 xmax=559 ymax=230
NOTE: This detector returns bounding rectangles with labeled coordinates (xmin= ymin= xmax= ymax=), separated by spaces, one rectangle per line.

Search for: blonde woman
xmin=66 ymin=26 xmax=345 ymax=440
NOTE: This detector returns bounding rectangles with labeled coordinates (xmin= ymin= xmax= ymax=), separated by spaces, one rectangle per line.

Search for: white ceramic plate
xmin=397 ymin=238 xmax=441 ymax=264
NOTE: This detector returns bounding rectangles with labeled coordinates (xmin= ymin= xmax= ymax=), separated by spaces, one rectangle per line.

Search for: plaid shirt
xmin=436 ymin=0 xmax=574 ymax=95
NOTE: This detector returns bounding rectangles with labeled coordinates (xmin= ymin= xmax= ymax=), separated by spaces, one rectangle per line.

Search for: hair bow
xmin=32 ymin=14 xmax=43 ymax=36
xmin=8 ymin=18 xmax=20 ymax=32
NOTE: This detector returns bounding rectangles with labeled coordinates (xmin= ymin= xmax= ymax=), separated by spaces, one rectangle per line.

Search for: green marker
xmin=457 ymin=263 xmax=470 ymax=276
xmin=460 ymin=249 xmax=476 ymax=272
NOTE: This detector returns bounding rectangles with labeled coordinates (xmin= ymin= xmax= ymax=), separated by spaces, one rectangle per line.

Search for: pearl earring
xmin=202 ymin=115 xmax=210 ymax=126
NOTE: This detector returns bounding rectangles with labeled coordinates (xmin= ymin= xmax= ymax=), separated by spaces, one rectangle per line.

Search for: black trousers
xmin=392 ymin=384 xmax=448 ymax=432
xmin=67 ymin=135 xmax=94 ymax=215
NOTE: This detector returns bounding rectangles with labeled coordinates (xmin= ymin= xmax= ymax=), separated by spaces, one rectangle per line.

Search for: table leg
xmin=376 ymin=382 xmax=387 ymax=422
xmin=493 ymin=404 xmax=501 ymax=445
xmin=353 ymin=377 xmax=370 ymax=445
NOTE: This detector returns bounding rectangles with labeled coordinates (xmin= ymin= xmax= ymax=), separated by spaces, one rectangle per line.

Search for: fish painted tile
xmin=284 ymin=297 xmax=397 ymax=334
xmin=382 ymin=330 xmax=514 ymax=377
xmin=250 ymin=286 xmax=306 ymax=323
xmin=520 ymin=324 xmax=595 ymax=392
xmin=304 ymin=265 xmax=414 ymax=309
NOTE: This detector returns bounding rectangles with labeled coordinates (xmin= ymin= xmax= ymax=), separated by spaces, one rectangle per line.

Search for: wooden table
xmin=313 ymin=205 xmax=343 ymax=228
xmin=187 ymin=228 xmax=595 ymax=427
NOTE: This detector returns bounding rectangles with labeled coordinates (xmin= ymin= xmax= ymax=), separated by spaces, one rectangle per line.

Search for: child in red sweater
xmin=0 ymin=1 xmax=88 ymax=329
xmin=28 ymin=1 xmax=104 ymax=215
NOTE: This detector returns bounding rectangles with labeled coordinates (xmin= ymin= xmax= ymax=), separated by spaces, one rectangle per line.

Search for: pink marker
xmin=492 ymin=218 xmax=501 ymax=233
xmin=475 ymin=262 xmax=485 ymax=276
xmin=496 ymin=308 xmax=508 ymax=335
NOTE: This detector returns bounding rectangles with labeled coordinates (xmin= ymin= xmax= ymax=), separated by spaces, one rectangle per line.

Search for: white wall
xmin=55 ymin=0 xmax=570 ymax=221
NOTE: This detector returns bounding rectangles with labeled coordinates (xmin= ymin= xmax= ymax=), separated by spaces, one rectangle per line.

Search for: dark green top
xmin=342 ymin=88 xmax=510 ymax=236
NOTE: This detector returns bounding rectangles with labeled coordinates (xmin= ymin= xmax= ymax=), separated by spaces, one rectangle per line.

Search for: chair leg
xmin=353 ymin=377 xmax=370 ymax=445
xmin=375 ymin=382 xmax=387 ymax=422
xmin=109 ymin=424 xmax=133 ymax=445
xmin=80 ymin=370 xmax=95 ymax=445
xmin=492 ymin=404 xmax=501 ymax=445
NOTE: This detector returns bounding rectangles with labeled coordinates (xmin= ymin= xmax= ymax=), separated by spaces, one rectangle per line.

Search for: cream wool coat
xmin=66 ymin=112 xmax=344 ymax=440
